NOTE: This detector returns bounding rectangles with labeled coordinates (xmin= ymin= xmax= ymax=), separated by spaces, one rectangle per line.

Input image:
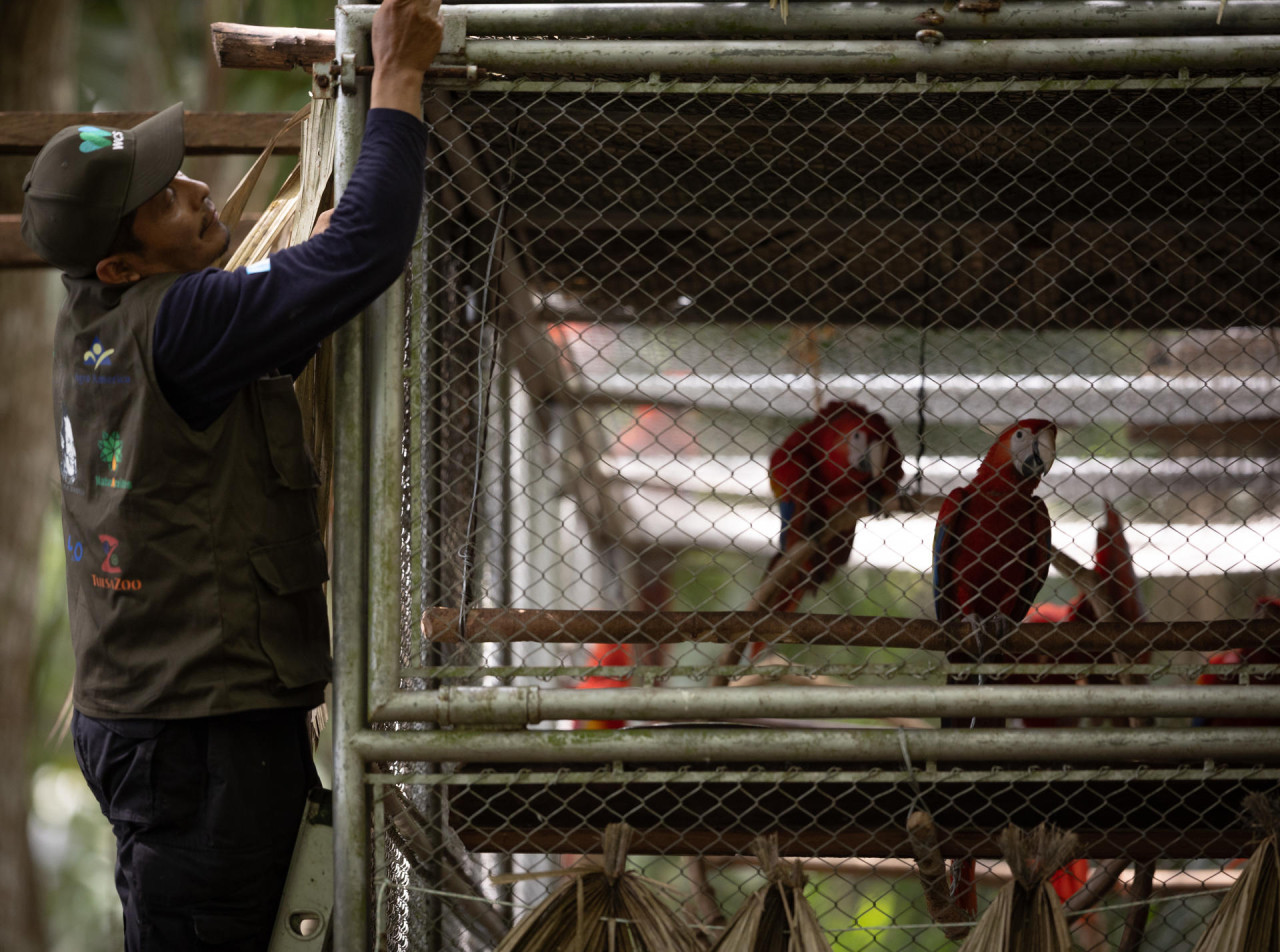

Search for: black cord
xmin=912 ymin=325 xmax=928 ymax=496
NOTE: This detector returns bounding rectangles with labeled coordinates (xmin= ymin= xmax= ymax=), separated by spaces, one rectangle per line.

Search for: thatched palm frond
xmin=492 ymin=823 xmax=706 ymax=952
xmin=710 ymin=835 xmax=830 ymax=952
xmin=956 ymin=824 xmax=1077 ymax=952
xmin=1191 ymin=794 xmax=1280 ymax=951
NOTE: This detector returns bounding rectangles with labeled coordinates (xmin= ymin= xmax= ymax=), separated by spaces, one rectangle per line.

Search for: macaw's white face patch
xmin=245 ymin=258 xmax=272 ymax=275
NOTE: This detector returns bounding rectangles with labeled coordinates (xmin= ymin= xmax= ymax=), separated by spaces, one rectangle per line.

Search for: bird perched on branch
xmin=766 ymin=400 xmax=903 ymax=616
xmin=933 ymin=419 xmax=1057 ymax=667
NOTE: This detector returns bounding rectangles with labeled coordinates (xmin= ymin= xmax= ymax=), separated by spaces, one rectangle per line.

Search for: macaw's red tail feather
xmin=950 ymin=857 xmax=977 ymax=914
xmin=1050 ymin=857 xmax=1090 ymax=902
xmin=1097 ymin=500 xmax=1145 ymax=623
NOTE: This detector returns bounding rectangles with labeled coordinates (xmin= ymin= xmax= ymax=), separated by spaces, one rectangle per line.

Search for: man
xmin=21 ymin=1 xmax=443 ymax=948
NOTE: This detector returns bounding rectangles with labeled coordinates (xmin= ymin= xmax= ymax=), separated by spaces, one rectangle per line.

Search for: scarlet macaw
xmin=767 ymin=400 xmax=903 ymax=616
xmin=933 ymin=419 xmax=1057 ymax=665
xmin=933 ymin=419 xmax=1056 ymax=916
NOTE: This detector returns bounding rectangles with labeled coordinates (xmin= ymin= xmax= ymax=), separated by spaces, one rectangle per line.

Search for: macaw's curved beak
xmin=1017 ymin=427 xmax=1057 ymax=480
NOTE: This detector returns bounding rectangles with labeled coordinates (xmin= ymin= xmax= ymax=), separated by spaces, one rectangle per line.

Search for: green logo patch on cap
xmin=78 ymin=127 xmax=112 ymax=153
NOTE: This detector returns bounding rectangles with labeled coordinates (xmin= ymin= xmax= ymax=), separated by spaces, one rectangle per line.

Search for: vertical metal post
xmin=331 ymin=6 xmax=371 ymax=950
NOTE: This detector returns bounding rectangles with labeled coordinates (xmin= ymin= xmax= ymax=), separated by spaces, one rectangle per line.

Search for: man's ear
xmin=95 ymin=254 xmax=142 ymax=285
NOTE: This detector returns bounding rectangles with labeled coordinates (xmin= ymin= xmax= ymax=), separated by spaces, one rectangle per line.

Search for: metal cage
xmin=327 ymin=5 xmax=1280 ymax=950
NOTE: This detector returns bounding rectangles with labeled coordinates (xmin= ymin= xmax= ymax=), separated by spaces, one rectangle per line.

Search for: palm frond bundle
xmin=1191 ymin=794 xmax=1280 ymax=951
xmin=957 ymin=824 xmax=1078 ymax=952
xmin=492 ymin=823 xmax=706 ymax=952
xmin=710 ymin=835 xmax=830 ymax=952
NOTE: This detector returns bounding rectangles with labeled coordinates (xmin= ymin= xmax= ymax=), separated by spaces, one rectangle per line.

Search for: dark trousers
xmin=73 ymin=708 xmax=320 ymax=952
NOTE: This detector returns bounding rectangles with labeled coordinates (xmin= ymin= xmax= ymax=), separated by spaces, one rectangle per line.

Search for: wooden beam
xmin=420 ymin=607 xmax=1279 ymax=657
xmin=0 ymin=111 xmax=301 ymax=156
xmin=0 ymin=213 xmax=261 ymax=269
xmin=210 ymin=22 xmax=335 ymax=73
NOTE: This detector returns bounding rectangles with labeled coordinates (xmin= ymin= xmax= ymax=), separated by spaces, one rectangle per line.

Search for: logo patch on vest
xmin=83 ymin=337 xmax=114 ymax=369
xmin=91 ymin=534 xmax=142 ymax=592
xmin=95 ymin=430 xmax=133 ymax=490
xmin=77 ymin=337 xmax=130 ymax=385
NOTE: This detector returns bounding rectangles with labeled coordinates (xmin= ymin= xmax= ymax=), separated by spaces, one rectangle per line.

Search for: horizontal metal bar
xmin=352 ymin=725 xmax=1280 ymax=763
xmin=475 ymin=74 xmax=1280 ymax=95
xmin=401 ymin=663 xmax=1253 ymax=682
xmin=462 ymin=36 xmax=1280 ymax=76
xmin=327 ymin=3 xmax=1280 ymax=41
xmin=379 ymin=684 xmax=1280 ymax=725
xmin=368 ymin=766 xmax=1280 ymax=786
xmin=455 ymin=2 xmax=1280 ymax=39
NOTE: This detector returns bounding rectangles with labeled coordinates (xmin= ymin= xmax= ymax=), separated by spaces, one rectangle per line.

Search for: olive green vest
xmin=53 ymin=274 xmax=331 ymax=718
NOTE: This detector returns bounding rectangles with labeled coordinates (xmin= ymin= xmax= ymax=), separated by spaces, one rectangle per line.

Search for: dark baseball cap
xmin=21 ymin=102 xmax=186 ymax=276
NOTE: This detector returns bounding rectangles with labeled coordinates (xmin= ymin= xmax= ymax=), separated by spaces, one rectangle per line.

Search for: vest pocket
xmin=249 ymin=532 xmax=332 ymax=689
xmin=255 ymin=375 xmax=320 ymax=490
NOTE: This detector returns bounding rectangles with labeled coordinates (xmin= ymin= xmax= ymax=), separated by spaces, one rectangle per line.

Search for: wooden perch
xmin=1064 ymin=858 xmax=1130 ymax=918
xmin=421 ymin=606 xmax=1279 ymax=658
xmin=907 ymin=810 xmax=973 ymax=942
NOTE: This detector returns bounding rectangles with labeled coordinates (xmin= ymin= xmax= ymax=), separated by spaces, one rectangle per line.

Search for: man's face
xmin=127 ymin=171 xmax=230 ymax=276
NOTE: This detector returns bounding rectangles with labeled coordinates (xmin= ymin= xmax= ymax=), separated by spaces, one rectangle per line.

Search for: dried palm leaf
xmin=220 ymin=99 xmax=336 ymax=747
xmin=491 ymin=823 xmax=706 ymax=952
xmin=711 ymin=835 xmax=830 ymax=952
xmin=1191 ymin=794 xmax=1280 ymax=952
xmin=956 ymin=824 xmax=1078 ymax=952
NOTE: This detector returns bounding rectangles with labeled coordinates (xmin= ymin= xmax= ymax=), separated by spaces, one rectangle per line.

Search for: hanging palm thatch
xmin=956 ymin=824 xmax=1078 ymax=952
xmin=710 ymin=835 xmax=830 ymax=952
xmin=1191 ymin=794 xmax=1280 ymax=951
xmin=491 ymin=823 xmax=706 ymax=952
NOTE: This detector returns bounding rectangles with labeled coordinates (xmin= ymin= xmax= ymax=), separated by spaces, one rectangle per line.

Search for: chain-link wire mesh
xmin=361 ymin=64 xmax=1280 ymax=952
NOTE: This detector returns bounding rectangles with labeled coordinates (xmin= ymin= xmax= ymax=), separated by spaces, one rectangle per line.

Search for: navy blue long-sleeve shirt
xmin=153 ymin=108 xmax=429 ymax=430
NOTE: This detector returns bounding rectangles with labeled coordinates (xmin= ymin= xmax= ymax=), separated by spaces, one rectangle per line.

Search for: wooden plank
xmin=420 ymin=607 xmax=1279 ymax=656
xmin=0 ymin=213 xmax=261 ymax=269
xmin=210 ymin=21 xmax=334 ymax=72
xmin=0 ymin=111 xmax=301 ymax=155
